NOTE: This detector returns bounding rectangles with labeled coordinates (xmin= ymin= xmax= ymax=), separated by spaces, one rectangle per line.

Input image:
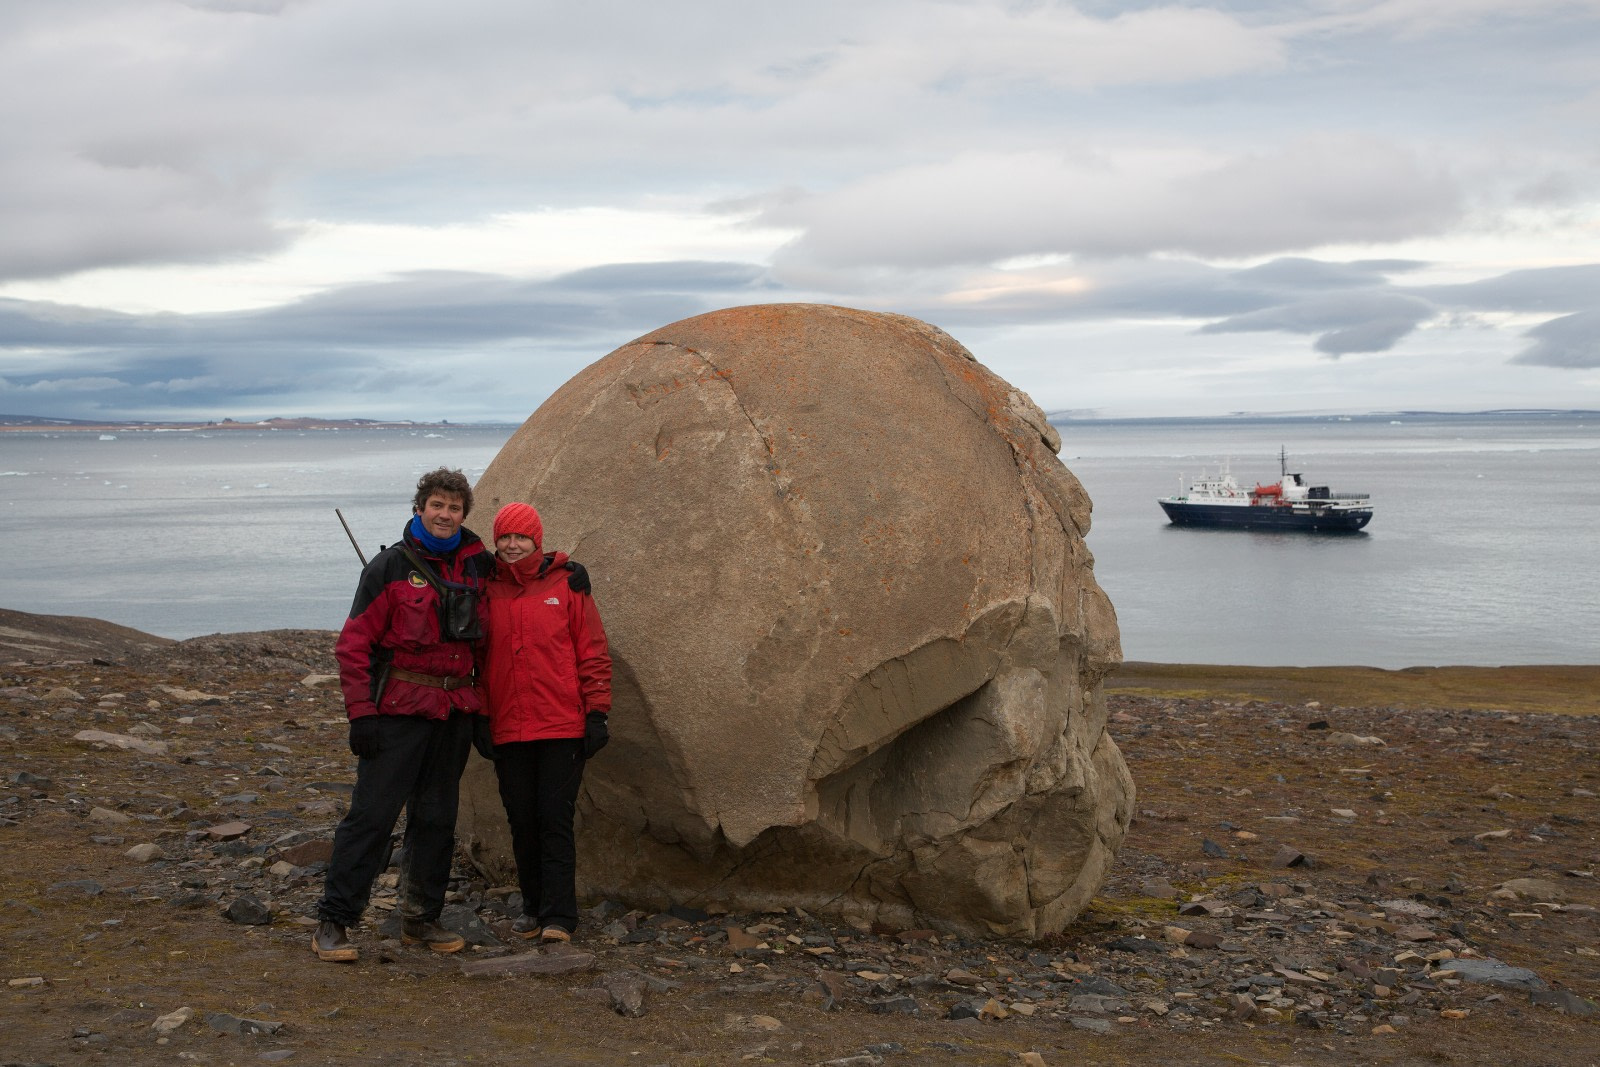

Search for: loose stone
xmin=206 ymin=1012 xmax=284 ymax=1036
xmin=223 ymin=894 xmax=272 ymax=925
xmin=152 ymin=1007 xmax=195 ymax=1034
xmin=601 ymin=971 xmax=647 ymax=1017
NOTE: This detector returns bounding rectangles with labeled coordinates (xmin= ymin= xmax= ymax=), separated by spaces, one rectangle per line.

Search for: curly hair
xmin=412 ymin=467 xmax=474 ymax=517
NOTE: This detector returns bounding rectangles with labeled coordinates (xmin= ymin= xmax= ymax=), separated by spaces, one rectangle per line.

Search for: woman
xmin=482 ymin=501 xmax=612 ymax=942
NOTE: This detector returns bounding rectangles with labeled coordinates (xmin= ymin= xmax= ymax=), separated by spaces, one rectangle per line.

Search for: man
xmin=313 ymin=467 xmax=495 ymax=963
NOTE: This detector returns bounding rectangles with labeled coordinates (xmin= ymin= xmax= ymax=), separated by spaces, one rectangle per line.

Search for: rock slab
xmin=460 ymin=949 xmax=598 ymax=978
xmin=1445 ymin=957 xmax=1549 ymax=993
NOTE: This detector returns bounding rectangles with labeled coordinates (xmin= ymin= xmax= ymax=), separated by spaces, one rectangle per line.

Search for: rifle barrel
xmin=335 ymin=508 xmax=369 ymax=566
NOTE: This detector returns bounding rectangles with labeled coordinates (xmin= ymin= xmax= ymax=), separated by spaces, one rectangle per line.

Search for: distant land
xmin=2 ymin=409 xmax=1594 ymax=433
xmin=0 ymin=414 xmax=516 ymax=433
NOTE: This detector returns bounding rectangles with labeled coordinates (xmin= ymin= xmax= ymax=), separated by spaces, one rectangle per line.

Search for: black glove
xmin=472 ymin=715 xmax=498 ymax=761
xmin=582 ymin=711 xmax=609 ymax=759
xmin=563 ymin=560 xmax=590 ymax=594
xmin=349 ymin=716 xmax=382 ymax=758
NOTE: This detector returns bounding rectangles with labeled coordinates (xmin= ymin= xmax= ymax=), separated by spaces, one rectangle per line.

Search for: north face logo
xmin=544 ymin=597 xmax=560 ymax=605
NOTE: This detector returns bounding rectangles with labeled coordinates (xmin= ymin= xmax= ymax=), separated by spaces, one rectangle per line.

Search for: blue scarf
xmin=408 ymin=514 xmax=462 ymax=554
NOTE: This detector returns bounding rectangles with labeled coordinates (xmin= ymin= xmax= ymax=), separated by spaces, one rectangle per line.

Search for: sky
xmin=1 ymin=0 xmax=1598 ymax=423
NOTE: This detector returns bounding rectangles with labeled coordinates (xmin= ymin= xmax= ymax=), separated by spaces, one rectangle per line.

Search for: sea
xmin=2 ymin=413 xmax=1596 ymax=669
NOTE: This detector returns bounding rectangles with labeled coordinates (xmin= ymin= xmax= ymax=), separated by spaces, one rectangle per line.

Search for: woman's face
xmin=496 ymin=532 xmax=536 ymax=563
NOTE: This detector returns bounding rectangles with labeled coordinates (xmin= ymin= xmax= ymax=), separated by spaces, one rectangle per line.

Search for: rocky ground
xmin=2 ymin=611 xmax=1597 ymax=1066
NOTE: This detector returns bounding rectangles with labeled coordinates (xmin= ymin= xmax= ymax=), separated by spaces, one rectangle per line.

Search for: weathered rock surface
xmin=75 ymin=730 xmax=171 ymax=756
xmin=461 ymin=303 xmax=1132 ymax=936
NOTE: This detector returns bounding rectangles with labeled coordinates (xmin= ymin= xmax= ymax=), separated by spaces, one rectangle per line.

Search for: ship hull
xmin=1159 ymin=501 xmax=1372 ymax=532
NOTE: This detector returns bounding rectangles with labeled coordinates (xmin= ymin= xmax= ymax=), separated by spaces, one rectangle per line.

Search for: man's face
xmin=416 ymin=492 xmax=466 ymax=541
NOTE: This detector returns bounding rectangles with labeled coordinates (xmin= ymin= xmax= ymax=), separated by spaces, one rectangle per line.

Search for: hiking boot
xmin=540 ymin=925 xmax=572 ymax=944
xmin=401 ymin=919 xmax=465 ymax=954
xmin=312 ymin=920 xmax=358 ymax=962
xmin=510 ymin=915 xmax=542 ymax=940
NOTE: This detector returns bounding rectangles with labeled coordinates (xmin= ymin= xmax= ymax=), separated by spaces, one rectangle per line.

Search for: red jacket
xmin=334 ymin=525 xmax=492 ymax=721
xmin=483 ymin=551 xmax=612 ymax=744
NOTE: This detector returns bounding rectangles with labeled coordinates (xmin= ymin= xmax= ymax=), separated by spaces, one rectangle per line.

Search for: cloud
xmin=819 ymin=3 xmax=1284 ymax=91
xmin=1 ymin=1 xmax=1597 ymax=417
xmin=765 ymin=136 xmax=1462 ymax=270
xmin=1413 ymin=263 xmax=1600 ymax=312
xmin=1230 ymin=257 xmax=1429 ymax=290
xmin=551 ymin=261 xmax=771 ymax=293
xmin=0 ymin=261 xmax=768 ymax=351
xmin=0 ymin=0 xmax=1523 ymax=285
xmin=915 ymin=255 xmax=1429 ymax=342
xmin=234 ymin=263 xmax=774 ymax=346
xmin=0 ymin=261 xmax=777 ymax=420
xmin=0 ymin=1 xmax=1289 ymax=283
xmin=925 ymin=253 xmax=1600 ymax=362
xmin=0 ymin=154 xmax=291 ymax=282
xmin=9 ymin=251 xmax=1594 ymax=419
xmin=179 ymin=0 xmax=293 ymax=13
xmin=1292 ymin=0 xmax=1600 ymax=39
xmin=1413 ymin=264 xmax=1600 ymax=366
xmin=4 ymin=248 xmax=1598 ymax=422
xmin=0 ymin=299 xmax=150 ymax=346
xmin=1198 ymin=291 xmax=1438 ymax=356
xmin=0 ymin=375 xmax=131 ymax=394
xmin=931 ymin=257 xmax=1268 ymax=324
xmin=1513 ymin=311 xmax=1600 ymax=368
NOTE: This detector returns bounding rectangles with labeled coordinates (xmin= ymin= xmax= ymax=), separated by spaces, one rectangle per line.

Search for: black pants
xmin=494 ymin=738 xmax=585 ymax=934
xmin=317 ymin=712 xmax=473 ymax=927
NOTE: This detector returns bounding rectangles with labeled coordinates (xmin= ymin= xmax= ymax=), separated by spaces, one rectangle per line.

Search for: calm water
xmin=3 ymin=414 xmax=1596 ymax=667
xmin=0 ymin=426 xmax=511 ymax=639
xmin=1059 ymin=413 xmax=1600 ymax=667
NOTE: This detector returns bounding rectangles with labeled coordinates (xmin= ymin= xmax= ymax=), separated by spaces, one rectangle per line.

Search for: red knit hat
xmin=493 ymin=502 xmax=543 ymax=547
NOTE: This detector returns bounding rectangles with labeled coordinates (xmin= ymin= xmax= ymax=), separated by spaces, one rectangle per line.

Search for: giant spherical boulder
xmin=460 ymin=303 xmax=1132 ymax=937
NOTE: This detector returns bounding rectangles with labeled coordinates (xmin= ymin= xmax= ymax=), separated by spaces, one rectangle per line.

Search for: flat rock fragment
xmin=459 ymin=950 xmax=597 ymax=978
xmin=73 ymin=730 xmax=168 ymax=755
xmin=1444 ymin=958 xmax=1548 ymax=993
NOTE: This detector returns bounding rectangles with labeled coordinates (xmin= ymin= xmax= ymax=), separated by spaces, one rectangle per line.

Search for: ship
xmin=1158 ymin=448 xmax=1373 ymax=532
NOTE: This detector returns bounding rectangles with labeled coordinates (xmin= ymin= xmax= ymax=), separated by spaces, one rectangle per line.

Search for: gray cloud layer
xmin=2 ymin=2 xmax=1595 ymax=281
xmin=4 ymin=254 xmax=1595 ymax=421
xmin=0 ymin=262 xmax=776 ymax=419
xmin=1514 ymin=311 xmax=1600 ymax=368
xmin=765 ymin=138 xmax=1465 ymax=269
